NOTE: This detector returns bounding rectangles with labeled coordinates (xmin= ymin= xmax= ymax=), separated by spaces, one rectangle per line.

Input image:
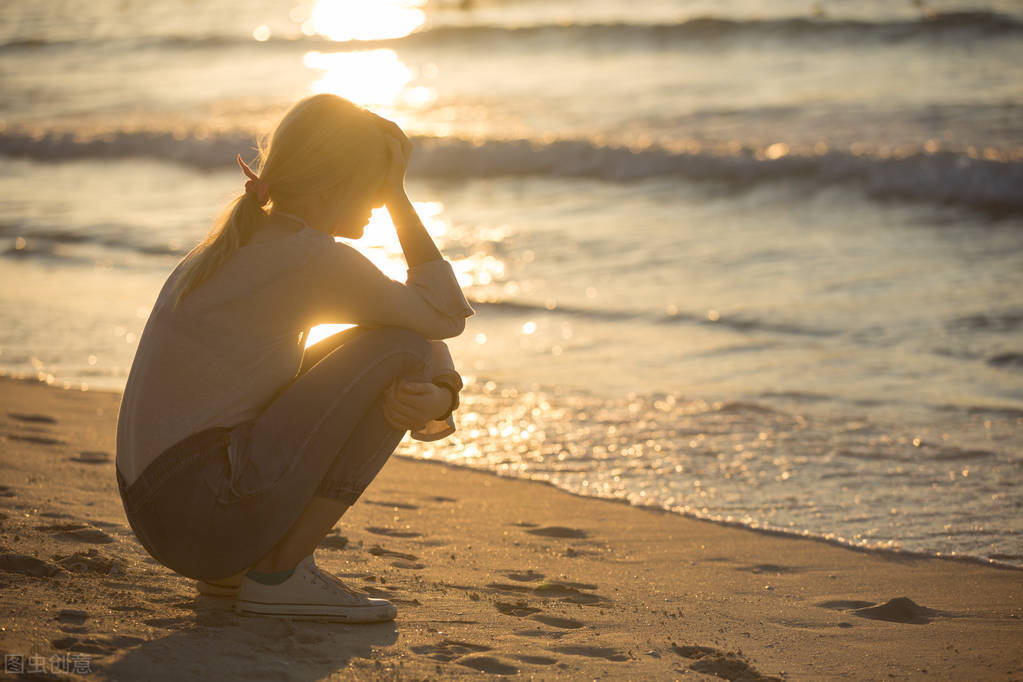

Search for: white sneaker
xmin=235 ymin=555 xmax=397 ymax=623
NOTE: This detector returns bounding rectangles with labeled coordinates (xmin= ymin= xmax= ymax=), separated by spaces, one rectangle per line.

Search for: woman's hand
xmin=382 ymin=379 xmax=453 ymax=432
xmin=373 ymin=114 xmax=412 ymax=206
xmin=370 ymin=112 xmax=445 ymax=264
xmin=382 ymin=137 xmax=409 ymax=205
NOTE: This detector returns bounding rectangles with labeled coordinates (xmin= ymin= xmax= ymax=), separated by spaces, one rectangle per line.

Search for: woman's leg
xmin=250 ymin=498 xmax=350 ymax=573
xmin=203 ymin=328 xmax=382 ymax=584
xmin=251 ymin=380 xmax=408 ymax=572
xmin=229 ymin=326 xmax=431 ymax=576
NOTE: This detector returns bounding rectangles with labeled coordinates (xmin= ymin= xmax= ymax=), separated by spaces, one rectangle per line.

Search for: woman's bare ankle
xmin=250 ymin=549 xmax=301 ymax=574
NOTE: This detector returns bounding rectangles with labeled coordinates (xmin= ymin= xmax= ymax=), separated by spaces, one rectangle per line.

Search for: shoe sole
xmin=234 ymin=600 xmax=396 ymax=624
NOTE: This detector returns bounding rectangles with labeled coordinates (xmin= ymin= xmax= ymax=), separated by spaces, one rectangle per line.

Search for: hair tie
xmin=236 ymin=154 xmax=270 ymax=205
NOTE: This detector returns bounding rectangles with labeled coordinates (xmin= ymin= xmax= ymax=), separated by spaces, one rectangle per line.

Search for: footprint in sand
xmin=57 ymin=609 xmax=89 ymax=626
xmin=525 ymin=526 xmax=587 ymax=539
xmin=535 ymin=579 xmax=598 ymax=591
xmin=0 ymin=552 xmax=63 ymax=577
xmin=817 ymin=597 xmax=939 ymax=625
xmin=739 ymin=564 xmax=797 ymax=575
xmin=511 ymin=654 xmax=558 ymax=665
xmin=412 ymin=642 xmax=518 ymax=674
xmin=552 ymin=645 xmax=629 ymax=662
xmin=51 ymin=636 xmax=120 ymax=656
xmin=69 ymin=450 xmax=111 ymax=464
xmin=318 ymin=534 xmax=348 ymax=550
xmin=365 ymin=526 xmax=421 ymax=538
xmin=490 ymin=579 xmax=607 ymax=605
xmin=458 ymin=656 xmax=519 ymax=675
xmin=487 ymin=582 xmax=533 ymax=594
xmin=672 ymin=644 xmax=781 ymax=682
xmin=7 ymin=433 xmax=65 ymax=446
xmin=365 ymin=499 xmax=419 ymax=510
xmin=513 ymin=629 xmax=567 ymax=640
xmin=495 ymin=601 xmax=542 ymax=617
xmin=531 ymin=614 xmax=584 ymax=629
xmin=533 ymin=580 xmax=606 ymax=605
xmin=411 ymin=639 xmax=492 ymax=662
xmin=495 ymin=600 xmax=585 ymax=628
xmin=390 ymin=560 xmax=425 ymax=569
xmin=104 ymin=635 xmax=146 ymax=650
xmin=7 ymin=412 xmax=58 ymax=424
xmin=367 ymin=545 xmax=418 ymax=561
xmin=502 ymin=569 xmax=545 ymax=582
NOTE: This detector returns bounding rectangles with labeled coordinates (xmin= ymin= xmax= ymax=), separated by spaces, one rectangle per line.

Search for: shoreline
xmin=1 ymin=376 xmax=1021 ymax=680
xmin=4 ymin=316 xmax=1022 ymax=574
xmin=9 ymin=369 xmax=1018 ymax=572
xmin=400 ymin=454 xmax=1023 ymax=574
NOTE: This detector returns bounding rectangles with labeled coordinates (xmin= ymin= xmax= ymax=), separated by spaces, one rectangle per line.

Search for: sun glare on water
xmin=301 ymin=0 xmax=433 ymax=113
xmin=306 ymin=202 xmax=450 ymax=348
xmin=308 ymin=0 xmax=426 ymax=42
xmin=304 ymin=49 xmax=431 ymax=110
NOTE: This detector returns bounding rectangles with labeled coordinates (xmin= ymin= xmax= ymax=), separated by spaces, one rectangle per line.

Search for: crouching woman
xmin=114 ymin=94 xmax=473 ymax=623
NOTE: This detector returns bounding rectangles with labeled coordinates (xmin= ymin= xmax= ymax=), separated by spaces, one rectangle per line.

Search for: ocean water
xmin=1 ymin=0 xmax=1021 ymax=567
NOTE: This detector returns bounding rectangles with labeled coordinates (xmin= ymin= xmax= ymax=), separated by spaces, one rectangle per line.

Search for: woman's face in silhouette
xmin=327 ymin=179 xmax=387 ymax=239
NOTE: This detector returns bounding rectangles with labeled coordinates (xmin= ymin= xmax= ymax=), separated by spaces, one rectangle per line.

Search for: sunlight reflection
xmin=308 ymin=0 xmax=426 ymax=42
xmin=304 ymin=49 xmax=434 ymax=112
xmin=306 ymin=323 xmax=354 ymax=347
xmin=449 ymin=253 xmax=505 ymax=288
xmin=351 ymin=201 xmax=448 ymax=280
xmin=307 ymin=201 xmax=455 ymax=348
xmin=306 ymin=50 xmax=422 ymax=109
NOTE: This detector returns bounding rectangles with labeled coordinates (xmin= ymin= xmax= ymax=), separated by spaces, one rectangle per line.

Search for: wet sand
xmin=0 ymin=376 xmax=1020 ymax=680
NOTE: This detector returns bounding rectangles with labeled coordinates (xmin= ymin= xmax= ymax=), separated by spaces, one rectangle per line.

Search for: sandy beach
xmin=0 ymin=376 xmax=1020 ymax=681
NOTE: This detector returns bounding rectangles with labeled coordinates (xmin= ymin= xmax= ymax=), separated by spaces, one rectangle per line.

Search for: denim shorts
xmin=116 ymin=326 xmax=433 ymax=581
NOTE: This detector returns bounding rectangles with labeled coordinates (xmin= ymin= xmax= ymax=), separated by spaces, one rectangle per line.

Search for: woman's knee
xmin=362 ymin=326 xmax=432 ymax=362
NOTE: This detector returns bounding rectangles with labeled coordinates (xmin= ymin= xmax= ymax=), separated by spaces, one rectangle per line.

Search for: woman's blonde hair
xmin=171 ymin=94 xmax=390 ymax=307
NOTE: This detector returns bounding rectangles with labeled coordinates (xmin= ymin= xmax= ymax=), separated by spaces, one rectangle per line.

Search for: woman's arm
xmin=388 ymin=191 xmax=442 ymax=267
xmin=307 ymin=242 xmax=471 ymax=340
xmin=379 ymin=122 xmax=442 ymax=268
xmin=303 ymin=118 xmax=473 ymax=339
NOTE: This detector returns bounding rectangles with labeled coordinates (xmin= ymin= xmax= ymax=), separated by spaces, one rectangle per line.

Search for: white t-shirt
xmin=115 ymin=225 xmax=474 ymax=487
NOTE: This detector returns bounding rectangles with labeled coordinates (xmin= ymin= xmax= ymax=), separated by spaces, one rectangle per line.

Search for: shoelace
xmin=306 ymin=560 xmax=365 ymax=598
